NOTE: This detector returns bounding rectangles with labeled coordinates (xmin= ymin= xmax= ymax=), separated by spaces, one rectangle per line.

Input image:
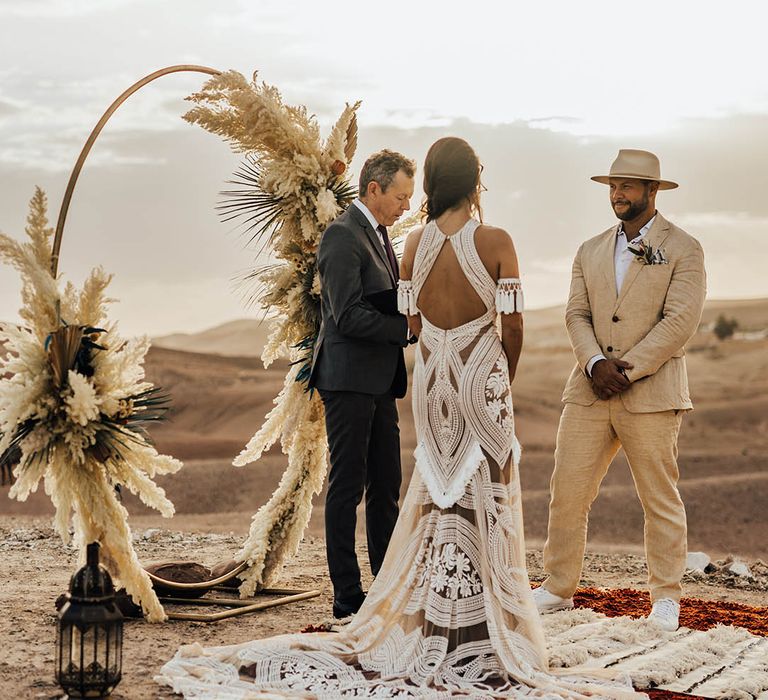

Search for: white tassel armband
xmin=495 ymin=278 xmax=524 ymax=314
xmin=397 ymin=280 xmax=419 ymax=315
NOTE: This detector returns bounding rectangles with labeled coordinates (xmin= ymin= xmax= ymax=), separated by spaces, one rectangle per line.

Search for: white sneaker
xmin=647 ymin=598 xmax=680 ymax=631
xmin=532 ymin=586 xmax=574 ymax=613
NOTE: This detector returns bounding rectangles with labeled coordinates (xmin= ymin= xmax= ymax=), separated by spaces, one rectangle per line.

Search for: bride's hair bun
xmin=422 ymin=137 xmax=482 ymax=221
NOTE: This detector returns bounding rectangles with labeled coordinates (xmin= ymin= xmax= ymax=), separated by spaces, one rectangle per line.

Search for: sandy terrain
xmin=1 ymin=518 xmax=766 ymax=699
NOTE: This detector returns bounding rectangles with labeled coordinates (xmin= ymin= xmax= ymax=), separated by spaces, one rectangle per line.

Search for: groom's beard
xmin=613 ymin=191 xmax=649 ymax=221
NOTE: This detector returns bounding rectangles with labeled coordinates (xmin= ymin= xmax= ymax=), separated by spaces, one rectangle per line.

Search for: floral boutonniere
xmin=627 ymin=239 xmax=668 ymax=265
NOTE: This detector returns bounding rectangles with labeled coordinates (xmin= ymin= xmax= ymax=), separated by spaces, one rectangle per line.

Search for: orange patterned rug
xmin=573 ymin=587 xmax=768 ymax=637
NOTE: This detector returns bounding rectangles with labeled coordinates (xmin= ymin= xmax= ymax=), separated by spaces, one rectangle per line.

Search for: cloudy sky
xmin=1 ymin=0 xmax=767 ymax=335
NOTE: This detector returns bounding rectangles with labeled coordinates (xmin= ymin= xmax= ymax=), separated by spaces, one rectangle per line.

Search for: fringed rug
xmin=542 ymin=587 xmax=768 ymax=699
xmin=544 ymin=607 xmax=768 ymax=698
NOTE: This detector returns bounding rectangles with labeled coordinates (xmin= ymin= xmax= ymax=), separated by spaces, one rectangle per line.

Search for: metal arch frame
xmin=146 ymin=566 xmax=321 ymax=621
xmin=159 ymin=589 xmax=322 ymax=622
xmin=51 ymin=64 xmax=221 ymax=277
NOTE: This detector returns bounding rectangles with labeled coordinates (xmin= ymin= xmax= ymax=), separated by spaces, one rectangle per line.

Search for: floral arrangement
xmin=0 ymin=189 xmax=181 ymax=622
xmin=183 ymin=70 xmax=361 ymax=594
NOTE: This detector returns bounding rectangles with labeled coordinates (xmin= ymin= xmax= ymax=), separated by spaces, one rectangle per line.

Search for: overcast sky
xmin=1 ymin=0 xmax=767 ymax=335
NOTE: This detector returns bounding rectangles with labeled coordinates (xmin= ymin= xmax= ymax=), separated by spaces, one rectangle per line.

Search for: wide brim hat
xmin=591 ymin=149 xmax=678 ymax=190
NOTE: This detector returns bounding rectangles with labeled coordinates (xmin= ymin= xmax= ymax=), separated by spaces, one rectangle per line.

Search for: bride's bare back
xmin=405 ymin=222 xmax=512 ymax=329
xmin=401 ymin=211 xmax=523 ymax=379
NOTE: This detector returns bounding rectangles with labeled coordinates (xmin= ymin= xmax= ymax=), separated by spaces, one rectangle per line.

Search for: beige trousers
xmin=543 ymin=395 xmax=686 ymax=602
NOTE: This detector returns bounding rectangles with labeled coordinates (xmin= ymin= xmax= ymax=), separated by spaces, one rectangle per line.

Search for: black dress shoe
xmin=332 ymin=591 xmax=366 ymax=619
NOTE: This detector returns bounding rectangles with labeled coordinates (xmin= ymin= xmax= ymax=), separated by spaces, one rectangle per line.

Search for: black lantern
xmin=56 ymin=542 xmax=123 ymax=698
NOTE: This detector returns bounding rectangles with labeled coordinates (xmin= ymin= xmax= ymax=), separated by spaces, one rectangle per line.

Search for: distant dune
xmin=153 ymin=318 xmax=275 ymax=358
xmin=698 ymin=297 xmax=768 ymax=329
xmin=152 ymin=297 xmax=768 ymax=356
xmin=2 ymin=298 xmax=767 ymax=559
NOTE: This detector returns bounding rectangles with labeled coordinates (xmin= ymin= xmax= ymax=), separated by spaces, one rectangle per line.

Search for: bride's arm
xmin=495 ymin=230 xmax=523 ymax=382
xmin=399 ymin=226 xmax=423 ymax=338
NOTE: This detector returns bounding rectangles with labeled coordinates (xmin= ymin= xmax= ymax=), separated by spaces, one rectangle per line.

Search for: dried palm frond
xmin=122 ymin=387 xmax=172 ymax=431
xmin=217 ymin=156 xmax=286 ymax=253
xmin=329 ymin=177 xmax=357 ymax=208
xmin=45 ymin=324 xmax=107 ymax=387
xmin=344 ymin=111 xmax=358 ymax=163
xmin=46 ymin=325 xmax=85 ymax=388
xmin=0 ymin=431 xmax=25 ymax=485
xmin=237 ymin=263 xmax=285 ymax=310
xmin=87 ymin=386 xmax=172 ymax=464
xmin=290 ymin=334 xmax=317 ymax=390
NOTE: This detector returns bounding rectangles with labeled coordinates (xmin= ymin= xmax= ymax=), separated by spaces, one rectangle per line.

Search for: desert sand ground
xmin=1 ymin=299 xmax=766 ymax=697
xmin=1 ymin=518 xmax=766 ymax=699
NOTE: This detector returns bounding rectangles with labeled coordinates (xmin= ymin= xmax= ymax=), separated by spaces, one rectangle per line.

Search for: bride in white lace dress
xmin=158 ymin=138 xmax=644 ymax=699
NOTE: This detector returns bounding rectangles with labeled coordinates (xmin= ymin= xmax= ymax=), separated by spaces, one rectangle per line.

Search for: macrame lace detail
xmin=496 ymin=277 xmax=524 ymax=314
xmin=415 ymin=440 xmax=485 ymax=509
xmin=157 ymin=218 xmax=642 ymax=700
xmin=397 ymin=279 xmax=418 ymax=315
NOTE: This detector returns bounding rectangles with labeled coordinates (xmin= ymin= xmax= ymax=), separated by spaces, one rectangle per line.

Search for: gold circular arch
xmin=51 ymin=64 xmax=222 ymax=277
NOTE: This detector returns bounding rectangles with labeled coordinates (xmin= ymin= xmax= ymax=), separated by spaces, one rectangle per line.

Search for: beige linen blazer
xmin=562 ymin=213 xmax=706 ymax=413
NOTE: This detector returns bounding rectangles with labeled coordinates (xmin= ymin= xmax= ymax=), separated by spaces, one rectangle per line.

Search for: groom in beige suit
xmin=534 ymin=150 xmax=706 ymax=631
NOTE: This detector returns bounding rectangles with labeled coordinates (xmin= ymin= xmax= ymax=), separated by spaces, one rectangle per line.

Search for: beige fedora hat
xmin=591 ymin=149 xmax=678 ymax=190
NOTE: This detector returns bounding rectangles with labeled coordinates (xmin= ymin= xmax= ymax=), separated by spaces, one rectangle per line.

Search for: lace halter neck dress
xmin=397 ymin=217 xmax=524 ymax=510
xmin=157 ymin=219 xmax=642 ymax=699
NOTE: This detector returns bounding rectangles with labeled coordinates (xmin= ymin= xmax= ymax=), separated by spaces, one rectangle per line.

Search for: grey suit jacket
xmin=308 ymin=204 xmax=409 ymax=396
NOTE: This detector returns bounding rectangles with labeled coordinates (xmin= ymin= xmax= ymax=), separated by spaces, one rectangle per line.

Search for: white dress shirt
xmin=585 ymin=214 xmax=656 ymax=377
xmin=353 ymin=199 xmax=387 ymax=250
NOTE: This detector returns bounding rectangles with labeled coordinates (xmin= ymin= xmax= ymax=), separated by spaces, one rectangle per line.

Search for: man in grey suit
xmin=309 ymin=149 xmax=416 ymax=618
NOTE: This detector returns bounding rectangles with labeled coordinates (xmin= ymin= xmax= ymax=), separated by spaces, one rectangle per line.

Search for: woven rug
xmin=545 ymin=588 xmax=768 ymax=699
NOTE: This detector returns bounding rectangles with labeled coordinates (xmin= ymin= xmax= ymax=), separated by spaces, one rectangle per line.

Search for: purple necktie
xmin=377 ymin=225 xmax=399 ymax=281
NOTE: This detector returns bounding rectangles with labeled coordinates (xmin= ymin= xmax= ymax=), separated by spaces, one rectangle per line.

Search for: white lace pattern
xmin=408 ymin=219 xmax=520 ymax=509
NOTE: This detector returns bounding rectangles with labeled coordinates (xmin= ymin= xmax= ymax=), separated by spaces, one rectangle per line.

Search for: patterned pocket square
xmin=627 ymin=240 xmax=668 ymax=265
